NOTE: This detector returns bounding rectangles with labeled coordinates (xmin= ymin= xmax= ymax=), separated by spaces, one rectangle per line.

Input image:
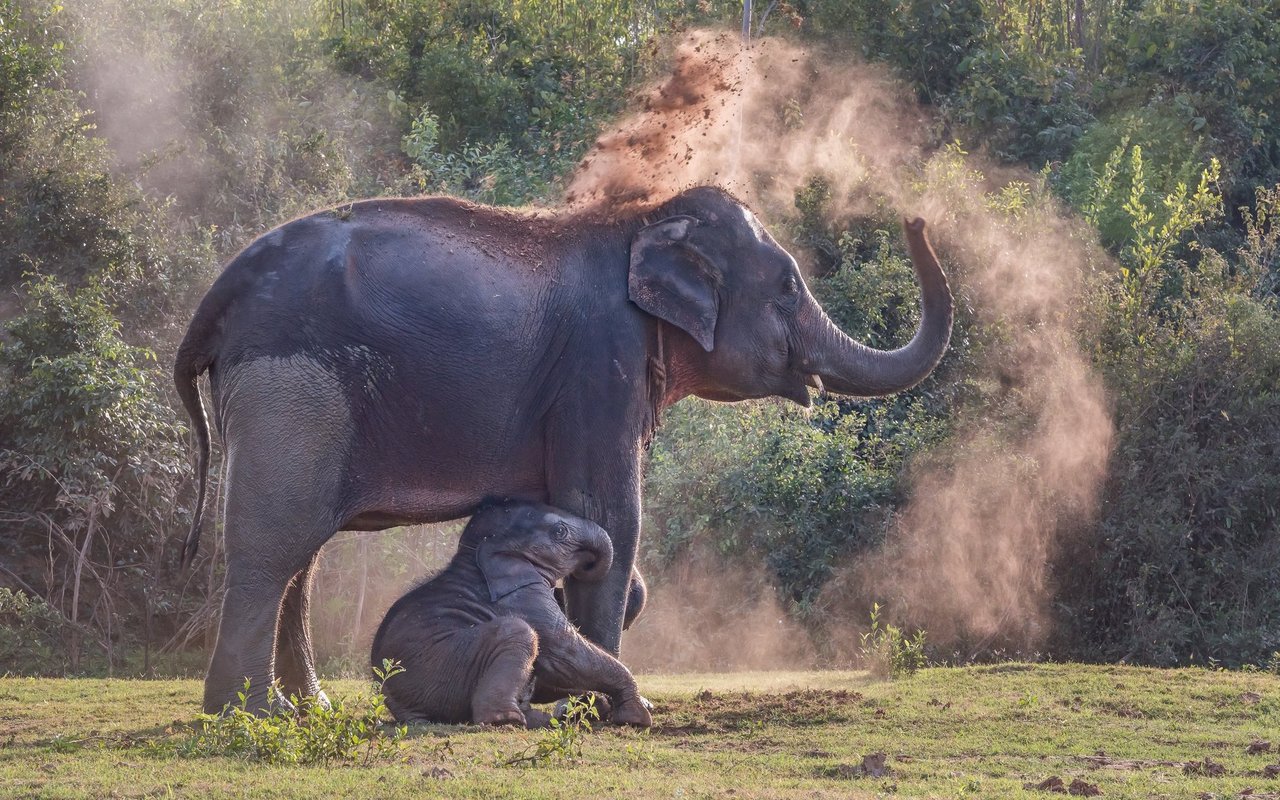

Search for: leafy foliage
xmin=646 ymin=397 xmax=946 ymax=612
xmin=500 ymin=695 xmax=599 ymax=767
xmin=859 ymin=602 xmax=928 ymax=679
xmin=1056 ymin=174 xmax=1280 ymax=667
xmin=0 ymin=276 xmax=188 ymax=673
xmin=173 ymin=660 xmax=408 ymax=765
xmin=0 ymin=588 xmax=64 ymax=674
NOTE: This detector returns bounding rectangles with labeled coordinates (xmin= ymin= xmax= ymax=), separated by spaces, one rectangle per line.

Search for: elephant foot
xmin=266 ymin=686 xmax=301 ymax=715
xmin=270 ymin=685 xmax=330 ymax=714
xmin=523 ymin=708 xmax=554 ymax=729
xmin=553 ymin=692 xmax=611 ymax=721
xmin=312 ymin=689 xmax=331 ymax=711
xmin=475 ymin=707 xmax=527 ymax=727
xmin=608 ymin=698 xmax=653 ymax=728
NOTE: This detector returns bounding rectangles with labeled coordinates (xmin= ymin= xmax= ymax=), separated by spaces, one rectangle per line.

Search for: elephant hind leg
xmin=470 ymin=617 xmax=538 ymax=726
xmin=204 ymin=496 xmax=339 ymax=715
xmin=378 ymin=617 xmax=536 ymax=725
xmin=274 ymin=553 xmax=325 ymax=706
xmin=203 ymin=459 xmax=342 ymax=715
xmin=203 ymin=354 xmax=349 ymax=715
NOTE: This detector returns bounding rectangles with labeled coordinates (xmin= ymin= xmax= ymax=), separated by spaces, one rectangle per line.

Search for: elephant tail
xmin=174 ymin=316 xmax=217 ymax=571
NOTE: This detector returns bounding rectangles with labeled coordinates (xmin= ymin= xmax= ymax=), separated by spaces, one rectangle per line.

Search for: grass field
xmin=2 ymin=664 xmax=1278 ymax=798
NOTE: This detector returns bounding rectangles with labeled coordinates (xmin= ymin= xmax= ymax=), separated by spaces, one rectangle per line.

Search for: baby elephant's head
xmin=467 ymin=501 xmax=614 ymax=602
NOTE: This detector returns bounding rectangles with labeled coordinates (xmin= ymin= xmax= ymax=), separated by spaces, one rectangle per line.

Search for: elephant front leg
xmin=553 ymin=566 xmax=646 ymax=631
xmin=533 ymin=624 xmax=651 ymax=728
xmin=550 ymin=442 xmax=645 ymax=655
xmin=552 ymin=483 xmax=640 ymax=657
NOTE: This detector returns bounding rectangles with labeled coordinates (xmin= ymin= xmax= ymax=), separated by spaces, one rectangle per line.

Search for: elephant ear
xmin=476 ymin=538 xmax=545 ymax=602
xmin=629 ymin=215 xmax=719 ymax=352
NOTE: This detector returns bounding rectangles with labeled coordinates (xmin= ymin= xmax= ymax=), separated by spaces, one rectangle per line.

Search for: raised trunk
xmin=571 ymin=523 xmax=615 ymax=582
xmin=798 ymin=218 xmax=953 ymax=397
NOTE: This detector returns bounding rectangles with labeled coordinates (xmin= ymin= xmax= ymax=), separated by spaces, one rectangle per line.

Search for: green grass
xmin=2 ymin=664 xmax=1278 ymax=798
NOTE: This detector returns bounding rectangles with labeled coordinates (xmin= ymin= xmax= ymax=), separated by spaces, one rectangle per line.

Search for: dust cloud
xmin=63 ymin=0 xmax=390 ymax=228
xmin=625 ymin=547 xmax=817 ymax=672
xmin=577 ymin=31 xmax=1115 ymax=657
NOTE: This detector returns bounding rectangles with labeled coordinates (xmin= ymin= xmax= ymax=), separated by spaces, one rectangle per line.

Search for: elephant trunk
xmin=571 ymin=522 xmax=614 ymax=582
xmin=797 ymin=218 xmax=954 ymax=397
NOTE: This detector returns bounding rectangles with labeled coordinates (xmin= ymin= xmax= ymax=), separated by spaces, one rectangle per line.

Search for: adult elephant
xmin=176 ymin=186 xmax=953 ymax=713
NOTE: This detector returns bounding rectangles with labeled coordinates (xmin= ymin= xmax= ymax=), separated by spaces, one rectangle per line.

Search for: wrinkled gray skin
xmin=556 ymin=567 xmax=645 ymax=633
xmin=175 ymin=186 xmax=953 ymax=714
xmin=371 ymin=501 xmax=651 ymax=728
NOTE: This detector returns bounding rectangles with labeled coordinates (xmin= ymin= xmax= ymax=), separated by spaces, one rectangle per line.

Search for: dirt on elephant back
xmin=563 ymin=30 xmax=744 ymax=211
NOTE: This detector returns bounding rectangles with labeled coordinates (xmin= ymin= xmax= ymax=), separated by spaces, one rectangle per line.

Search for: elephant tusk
xmin=806 ymin=373 xmax=826 ymax=398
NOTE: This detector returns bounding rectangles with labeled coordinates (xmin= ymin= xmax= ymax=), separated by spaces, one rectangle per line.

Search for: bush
xmin=1055 ymin=168 xmax=1280 ymax=667
xmin=0 ymin=276 xmax=188 ymax=673
xmin=173 ymin=661 xmax=408 ymax=766
xmin=1107 ymin=0 xmax=1280 ymax=218
xmin=500 ymin=695 xmax=599 ymax=767
xmin=0 ymin=588 xmax=64 ymax=675
xmin=859 ymin=602 xmax=928 ymax=678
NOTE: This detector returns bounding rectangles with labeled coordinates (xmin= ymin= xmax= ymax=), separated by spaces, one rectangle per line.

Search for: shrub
xmin=1055 ymin=168 xmax=1280 ymax=666
xmin=0 ymin=276 xmax=188 ymax=673
xmin=859 ymin=602 xmax=928 ymax=679
xmin=173 ymin=661 xmax=408 ymax=766
xmin=500 ymin=695 xmax=599 ymax=767
xmin=0 ymin=588 xmax=64 ymax=675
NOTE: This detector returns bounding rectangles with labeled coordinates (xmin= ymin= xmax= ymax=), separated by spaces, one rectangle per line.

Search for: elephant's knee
xmin=489 ymin=617 xmax=538 ymax=663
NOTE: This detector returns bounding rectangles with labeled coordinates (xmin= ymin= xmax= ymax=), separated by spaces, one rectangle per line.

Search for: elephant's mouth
xmin=770 ymin=367 xmax=817 ymax=408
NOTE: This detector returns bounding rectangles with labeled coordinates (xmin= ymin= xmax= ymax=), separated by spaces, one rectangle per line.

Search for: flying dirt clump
xmin=565 ymin=31 xmax=745 ymax=209
xmin=576 ymin=30 xmax=1114 ymax=656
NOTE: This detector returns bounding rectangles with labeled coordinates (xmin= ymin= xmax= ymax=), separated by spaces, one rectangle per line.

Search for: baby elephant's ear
xmin=477 ymin=538 xmax=544 ymax=602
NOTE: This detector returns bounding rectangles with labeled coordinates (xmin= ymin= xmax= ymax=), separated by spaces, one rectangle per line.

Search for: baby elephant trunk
xmin=571 ymin=522 xmax=614 ymax=582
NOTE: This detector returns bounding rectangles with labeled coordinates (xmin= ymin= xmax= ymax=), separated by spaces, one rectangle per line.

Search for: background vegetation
xmin=1 ymin=0 xmax=1277 ymax=675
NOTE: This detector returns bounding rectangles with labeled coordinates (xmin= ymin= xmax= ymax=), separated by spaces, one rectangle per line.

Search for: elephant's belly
xmin=341 ymin=485 xmax=544 ymax=530
xmin=340 ymin=441 xmax=548 ymax=530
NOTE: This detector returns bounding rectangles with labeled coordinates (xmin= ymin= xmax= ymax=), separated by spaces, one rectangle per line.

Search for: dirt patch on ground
xmin=1076 ymin=753 xmax=1182 ymax=770
xmin=1024 ymin=776 xmax=1102 ymax=796
xmin=815 ymin=752 xmax=892 ymax=780
xmin=652 ymin=688 xmax=867 ymax=736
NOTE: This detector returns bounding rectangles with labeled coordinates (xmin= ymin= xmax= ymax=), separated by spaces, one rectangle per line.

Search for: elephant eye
xmin=783 ymin=276 xmax=799 ymax=295
xmin=551 ymin=522 xmax=571 ymax=542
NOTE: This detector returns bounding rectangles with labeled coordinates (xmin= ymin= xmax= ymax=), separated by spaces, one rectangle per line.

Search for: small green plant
xmin=500 ymin=695 xmax=599 ymax=767
xmin=172 ymin=660 xmax=407 ymax=765
xmin=0 ymin=588 xmax=63 ymax=675
xmin=859 ymin=603 xmax=928 ymax=679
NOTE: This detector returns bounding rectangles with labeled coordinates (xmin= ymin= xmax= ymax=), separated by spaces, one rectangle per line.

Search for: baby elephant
xmin=371 ymin=500 xmax=652 ymax=728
